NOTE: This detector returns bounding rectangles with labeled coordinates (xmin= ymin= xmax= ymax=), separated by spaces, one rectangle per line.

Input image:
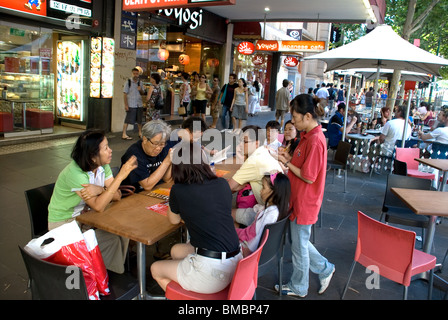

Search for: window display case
xmin=0 ymin=70 xmax=54 ymax=133
xmin=0 ymin=23 xmax=55 ymax=135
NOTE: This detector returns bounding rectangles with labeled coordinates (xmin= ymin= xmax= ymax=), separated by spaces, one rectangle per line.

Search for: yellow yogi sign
xmin=123 ymin=0 xmax=235 ymax=11
xmin=255 ymin=40 xmax=326 ymax=53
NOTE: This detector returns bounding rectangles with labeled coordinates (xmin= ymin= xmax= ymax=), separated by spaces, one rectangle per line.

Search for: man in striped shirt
xmin=122 ymin=68 xmax=145 ymax=140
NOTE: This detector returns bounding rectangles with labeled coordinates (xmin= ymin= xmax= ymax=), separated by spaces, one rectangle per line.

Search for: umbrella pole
xmin=372 ymin=63 xmax=381 ymax=120
xmin=342 ymin=76 xmax=352 ymax=141
xmin=401 ymin=89 xmax=413 ymax=148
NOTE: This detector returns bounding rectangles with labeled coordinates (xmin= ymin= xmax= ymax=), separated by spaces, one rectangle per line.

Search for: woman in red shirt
xmin=277 ymin=94 xmax=335 ymax=297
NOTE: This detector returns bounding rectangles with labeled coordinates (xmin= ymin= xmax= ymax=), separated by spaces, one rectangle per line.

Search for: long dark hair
xmin=71 ymin=129 xmax=105 ymax=172
xmin=290 ymin=93 xmax=325 ymax=119
xmin=172 ymin=142 xmax=217 ymax=184
xmin=262 ymin=173 xmax=291 ymax=221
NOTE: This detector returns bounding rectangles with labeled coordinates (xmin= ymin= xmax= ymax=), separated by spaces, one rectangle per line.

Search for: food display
xmin=90 ymin=37 xmax=115 ymax=99
xmin=56 ymin=40 xmax=83 ymax=121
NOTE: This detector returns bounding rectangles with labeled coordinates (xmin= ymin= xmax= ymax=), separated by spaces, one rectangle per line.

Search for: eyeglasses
xmin=148 ymin=139 xmax=166 ymax=148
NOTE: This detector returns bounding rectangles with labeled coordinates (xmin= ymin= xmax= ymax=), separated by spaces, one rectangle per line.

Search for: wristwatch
xmin=284 ymin=161 xmax=290 ymax=167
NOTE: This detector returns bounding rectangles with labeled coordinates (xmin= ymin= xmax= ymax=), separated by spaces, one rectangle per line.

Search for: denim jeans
xmin=287 ymin=219 xmax=335 ymax=296
xmin=221 ymin=104 xmax=233 ymax=129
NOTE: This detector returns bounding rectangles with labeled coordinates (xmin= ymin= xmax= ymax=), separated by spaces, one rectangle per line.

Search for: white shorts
xmin=177 ymin=252 xmax=243 ymax=294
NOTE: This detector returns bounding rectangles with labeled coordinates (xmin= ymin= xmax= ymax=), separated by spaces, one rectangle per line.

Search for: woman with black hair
xmin=230 ymin=78 xmax=249 ymax=133
xmin=282 ymin=120 xmax=299 ymax=156
xmin=146 ymin=72 xmax=163 ymax=121
xmin=48 ymin=129 xmax=137 ymax=273
xmin=277 ymin=94 xmax=335 ymax=298
xmin=150 ymin=142 xmax=242 ymax=294
xmin=236 ymin=172 xmax=290 ymax=255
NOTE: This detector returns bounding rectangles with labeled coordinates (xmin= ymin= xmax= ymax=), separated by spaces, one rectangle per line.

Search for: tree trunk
xmin=386 ymin=0 xmax=417 ymax=113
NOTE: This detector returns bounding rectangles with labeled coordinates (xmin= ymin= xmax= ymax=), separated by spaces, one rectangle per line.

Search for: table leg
xmin=439 ymin=171 xmax=447 ymax=192
xmin=137 ymin=242 xmax=146 ymax=300
xmin=136 ymin=241 xmax=166 ymax=300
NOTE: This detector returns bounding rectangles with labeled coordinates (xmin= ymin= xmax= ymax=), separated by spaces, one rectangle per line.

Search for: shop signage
xmin=122 ymin=0 xmax=235 ymax=11
xmin=49 ymin=0 xmax=91 ymax=17
xmin=252 ymin=54 xmax=264 ymax=65
xmin=286 ymin=29 xmax=302 ymax=40
xmin=158 ymin=8 xmax=203 ymax=30
xmin=0 ymin=0 xmax=47 ymax=17
xmin=255 ymin=40 xmax=279 ymax=52
xmin=283 ymin=56 xmax=299 ymax=67
xmin=121 ymin=10 xmax=137 ymax=50
xmin=237 ymin=42 xmax=255 ymax=55
xmin=255 ymin=40 xmax=325 ymax=53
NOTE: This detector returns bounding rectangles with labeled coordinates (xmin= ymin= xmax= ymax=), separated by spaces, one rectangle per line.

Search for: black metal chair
xmin=327 ymin=140 xmax=352 ymax=193
xmin=380 ymin=174 xmax=433 ymax=247
xmin=19 ymin=246 xmax=139 ymax=300
xmin=257 ymin=214 xmax=291 ymax=296
xmin=24 ymin=183 xmax=55 ymax=238
xmin=392 ymin=159 xmax=408 ymax=176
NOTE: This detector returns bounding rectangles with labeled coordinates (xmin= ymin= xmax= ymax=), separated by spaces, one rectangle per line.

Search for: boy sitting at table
xmin=264 ymin=120 xmax=283 ymax=151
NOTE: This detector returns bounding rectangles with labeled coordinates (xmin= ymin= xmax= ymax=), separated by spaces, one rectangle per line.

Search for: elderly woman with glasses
xmin=120 ymin=120 xmax=175 ymax=192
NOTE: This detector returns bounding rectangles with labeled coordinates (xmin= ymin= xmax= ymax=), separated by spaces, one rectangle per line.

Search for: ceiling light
xmin=265 ymin=7 xmax=270 ymax=12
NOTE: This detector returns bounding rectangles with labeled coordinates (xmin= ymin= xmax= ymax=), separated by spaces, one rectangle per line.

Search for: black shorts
xmin=194 ymin=100 xmax=207 ymax=114
xmin=124 ymin=107 xmax=143 ymax=124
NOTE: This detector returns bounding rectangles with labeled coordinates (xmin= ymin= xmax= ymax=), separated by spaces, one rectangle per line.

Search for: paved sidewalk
xmin=1 ymin=111 xmax=447 ymax=300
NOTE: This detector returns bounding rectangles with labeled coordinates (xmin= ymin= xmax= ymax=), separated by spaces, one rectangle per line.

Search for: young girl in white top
xmin=236 ymin=172 xmax=291 ymax=255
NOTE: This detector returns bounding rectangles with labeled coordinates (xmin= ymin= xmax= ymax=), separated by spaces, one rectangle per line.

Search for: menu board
xmin=101 ymin=38 xmax=115 ymax=98
xmin=90 ymin=37 xmax=101 ymax=98
xmin=90 ymin=37 xmax=115 ymax=99
xmin=56 ymin=40 xmax=83 ymax=121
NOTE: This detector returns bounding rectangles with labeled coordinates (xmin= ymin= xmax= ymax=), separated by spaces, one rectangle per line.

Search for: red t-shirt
xmin=288 ymin=125 xmax=327 ymax=225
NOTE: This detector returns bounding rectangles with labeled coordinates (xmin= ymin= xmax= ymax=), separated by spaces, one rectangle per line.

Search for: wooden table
xmin=390 ymin=187 xmax=448 ymax=253
xmin=77 ymin=182 xmax=180 ymax=300
xmin=390 ymin=187 xmax=448 ymax=285
xmin=76 ymin=159 xmax=241 ymax=299
xmin=415 ymin=158 xmax=448 ymax=191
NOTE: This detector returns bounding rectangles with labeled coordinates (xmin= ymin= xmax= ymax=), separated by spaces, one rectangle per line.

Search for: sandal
xmin=122 ymin=136 xmax=132 ymax=140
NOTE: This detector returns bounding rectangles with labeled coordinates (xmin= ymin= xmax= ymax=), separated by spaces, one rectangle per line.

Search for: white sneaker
xmin=274 ymin=284 xmax=306 ymax=298
xmin=318 ymin=268 xmax=335 ymax=294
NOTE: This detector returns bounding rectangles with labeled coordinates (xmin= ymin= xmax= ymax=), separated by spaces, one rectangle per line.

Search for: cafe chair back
xmin=429 ymin=142 xmax=448 ymax=159
xmin=19 ymin=246 xmax=139 ymax=300
xmin=257 ymin=214 xmax=290 ymax=296
xmin=392 ymin=159 xmax=407 ymax=176
xmin=327 ymin=140 xmax=352 ymax=193
xmin=395 ymin=147 xmax=435 ymax=180
xmin=24 ymin=183 xmax=55 ymax=239
xmin=165 ymin=230 xmax=269 ymax=300
xmin=341 ymin=211 xmax=436 ymax=300
xmin=380 ymin=174 xmax=432 ymax=245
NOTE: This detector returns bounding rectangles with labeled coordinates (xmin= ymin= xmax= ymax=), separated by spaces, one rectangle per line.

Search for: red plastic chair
xmin=165 ymin=230 xmax=269 ymax=300
xmin=395 ymin=147 xmax=435 ymax=180
xmin=341 ymin=211 xmax=436 ymax=300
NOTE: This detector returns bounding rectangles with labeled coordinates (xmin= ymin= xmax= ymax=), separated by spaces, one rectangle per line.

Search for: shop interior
xmin=135 ymin=15 xmax=224 ymax=114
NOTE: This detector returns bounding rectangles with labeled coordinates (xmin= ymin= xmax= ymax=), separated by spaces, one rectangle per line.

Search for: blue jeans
xmin=287 ymin=219 xmax=335 ymax=296
xmin=221 ymin=104 xmax=233 ymax=129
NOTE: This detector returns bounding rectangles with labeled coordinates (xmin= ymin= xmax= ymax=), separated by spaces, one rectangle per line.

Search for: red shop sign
xmin=283 ymin=56 xmax=299 ymax=67
xmin=238 ymin=42 xmax=255 ymax=55
xmin=252 ymin=54 xmax=265 ymax=65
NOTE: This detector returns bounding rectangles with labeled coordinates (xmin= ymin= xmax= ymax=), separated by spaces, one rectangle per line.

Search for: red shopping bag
xmin=25 ymin=221 xmax=100 ymax=300
xmin=83 ymin=229 xmax=110 ymax=296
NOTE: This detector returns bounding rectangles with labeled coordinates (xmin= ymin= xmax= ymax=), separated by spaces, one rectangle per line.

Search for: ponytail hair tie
xmin=270 ymin=172 xmax=279 ymax=186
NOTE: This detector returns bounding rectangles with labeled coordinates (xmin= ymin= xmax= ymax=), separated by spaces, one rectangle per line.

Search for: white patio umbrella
xmin=304 ymin=24 xmax=448 ymax=145
xmin=350 ymin=68 xmax=431 ymax=82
